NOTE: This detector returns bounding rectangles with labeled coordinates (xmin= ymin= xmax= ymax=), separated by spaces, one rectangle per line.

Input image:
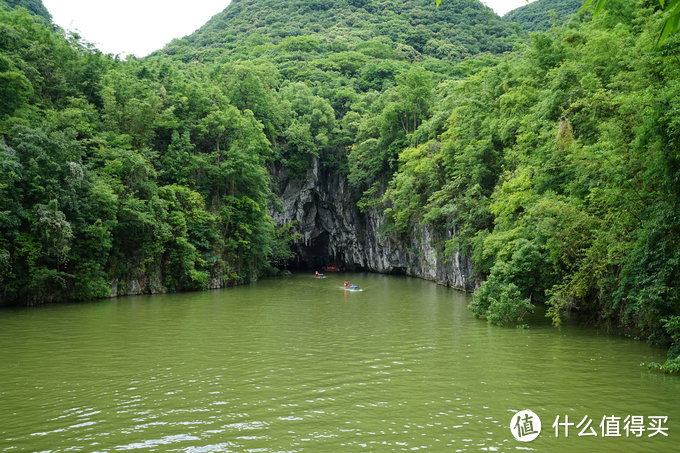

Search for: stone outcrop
xmin=271 ymin=159 xmax=476 ymax=291
xmin=109 ymin=262 xmax=165 ymax=297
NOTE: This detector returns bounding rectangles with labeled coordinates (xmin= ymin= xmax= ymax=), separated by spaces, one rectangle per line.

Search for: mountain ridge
xmin=503 ymin=0 xmax=582 ymax=31
xmin=157 ymin=0 xmax=522 ymax=63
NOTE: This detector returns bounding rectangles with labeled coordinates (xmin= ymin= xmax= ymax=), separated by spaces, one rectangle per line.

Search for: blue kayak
xmin=341 ymin=285 xmax=363 ymax=291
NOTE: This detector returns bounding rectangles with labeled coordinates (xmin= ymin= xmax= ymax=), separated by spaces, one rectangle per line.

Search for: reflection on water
xmin=0 ymin=273 xmax=678 ymax=452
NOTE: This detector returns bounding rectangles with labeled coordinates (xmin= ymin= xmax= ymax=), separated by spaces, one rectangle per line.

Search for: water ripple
xmin=0 ymin=273 xmax=677 ymax=452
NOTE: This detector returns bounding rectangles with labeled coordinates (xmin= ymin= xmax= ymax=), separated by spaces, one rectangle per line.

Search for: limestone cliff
xmin=271 ymin=159 xmax=476 ymax=291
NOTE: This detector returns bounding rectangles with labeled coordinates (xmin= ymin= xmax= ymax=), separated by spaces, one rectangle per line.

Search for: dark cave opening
xmin=290 ymin=232 xmax=337 ymax=271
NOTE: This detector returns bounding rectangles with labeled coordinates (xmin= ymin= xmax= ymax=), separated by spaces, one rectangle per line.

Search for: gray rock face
xmin=109 ymin=262 xmax=166 ymax=297
xmin=272 ymin=159 xmax=476 ymax=291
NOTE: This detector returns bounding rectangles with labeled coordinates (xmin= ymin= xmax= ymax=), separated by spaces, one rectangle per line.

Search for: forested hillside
xmin=159 ymin=0 xmax=520 ymax=63
xmin=503 ymin=0 xmax=582 ymax=31
xmin=0 ymin=0 xmax=677 ymax=372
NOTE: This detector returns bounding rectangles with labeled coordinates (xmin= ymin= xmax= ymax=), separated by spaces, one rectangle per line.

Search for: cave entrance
xmin=292 ymin=231 xmax=335 ymax=270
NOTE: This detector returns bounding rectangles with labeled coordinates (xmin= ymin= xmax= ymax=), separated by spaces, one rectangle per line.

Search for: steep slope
xmin=503 ymin=0 xmax=582 ymax=31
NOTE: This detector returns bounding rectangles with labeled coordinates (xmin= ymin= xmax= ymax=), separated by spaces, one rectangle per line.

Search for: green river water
xmin=1 ymin=273 xmax=678 ymax=452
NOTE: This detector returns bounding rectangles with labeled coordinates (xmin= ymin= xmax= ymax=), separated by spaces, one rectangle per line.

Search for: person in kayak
xmin=343 ymin=280 xmax=350 ymax=288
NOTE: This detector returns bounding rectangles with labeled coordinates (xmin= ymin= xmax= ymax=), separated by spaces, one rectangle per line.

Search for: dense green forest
xmin=503 ymin=0 xmax=582 ymax=31
xmin=0 ymin=7 xmax=299 ymax=304
xmin=0 ymin=0 xmax=678 ymax=372
xmin=379 ymin=3 xmax=679 ymax=373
